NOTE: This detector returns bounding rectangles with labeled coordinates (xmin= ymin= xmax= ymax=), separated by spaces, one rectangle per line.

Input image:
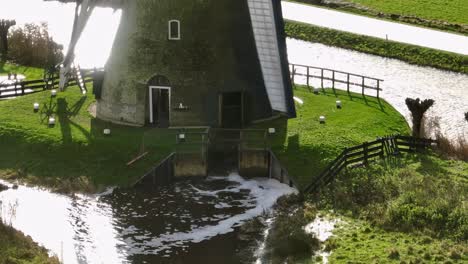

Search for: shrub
xmin=265 ymin=200 xmax=319 ymax=263
xmin=387 ymin=248 xmax=400 ymax=259
xmin=435 ymin=133 xmax=468 ymax=161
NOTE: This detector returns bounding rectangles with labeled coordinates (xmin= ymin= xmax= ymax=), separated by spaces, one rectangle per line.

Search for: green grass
xmin=349 ymin=0 xmax=468 ymax=25
xmin=255 ymin=86 xmax=409 ymax=188
xmin=0 ymin=62 xmax=44 ymax=80
xmin=0 ymin=86 xmax=178 ymax=192
xmin=285 ymin=20 xmax=468 ymax=74
xmin=308 ymin=153 xmax=468 ymax=262
xmin=0 ymin=221 xmax=59 ymax=264
xmin=328 ymin=218 xmax=467 ymax=263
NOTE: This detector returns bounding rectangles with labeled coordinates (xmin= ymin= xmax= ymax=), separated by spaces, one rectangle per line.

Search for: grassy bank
xmin=0 ymin=62 xmax=43 ymax=80
xmin=289 ymin=0 xmax=468 ymax=35
xmin=0 ymin=86 xmax=177 ymax=192
xmin=313 ymin=153 xmax=468 ymax=263
xmin=0 ymin=221 xmax=59 ymax=263
xmin=264 ymin=153 xmax=467 ymax=263
xmin=285 ymin=20 xmax=468 ymax=74
xmin=256 ymin=86 xmax=409 ymax=188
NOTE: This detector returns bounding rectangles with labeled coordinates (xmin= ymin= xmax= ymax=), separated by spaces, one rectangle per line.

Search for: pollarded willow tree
xmin=405 ymin=97 xmax=435 ymax=137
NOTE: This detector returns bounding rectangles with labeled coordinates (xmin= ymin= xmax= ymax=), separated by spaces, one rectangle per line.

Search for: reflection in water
xmin=0 ymin=174 xmax=296 ymax=264
xmin=304 ymin=216 xmax=342 ymax=264
xmin=288 ymin=38 xmax=468 ymax=142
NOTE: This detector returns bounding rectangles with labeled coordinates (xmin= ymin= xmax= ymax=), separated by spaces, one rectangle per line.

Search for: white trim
xmin=168 ymin=20 xmax=181 ymax=40
xmin=149 ymin=85 xmax=171 ymax=124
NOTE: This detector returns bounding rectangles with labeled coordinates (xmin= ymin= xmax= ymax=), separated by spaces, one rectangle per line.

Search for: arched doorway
xmin=147 ymin=75 xmax=171 ymax=127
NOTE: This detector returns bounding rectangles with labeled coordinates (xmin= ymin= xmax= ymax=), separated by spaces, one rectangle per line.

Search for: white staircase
xmin=72 ymin=63 xmax=87 ymax=95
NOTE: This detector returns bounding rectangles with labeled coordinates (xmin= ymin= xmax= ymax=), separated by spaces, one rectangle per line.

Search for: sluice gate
xmin=133 ymin=128 xmax=297 ymax=189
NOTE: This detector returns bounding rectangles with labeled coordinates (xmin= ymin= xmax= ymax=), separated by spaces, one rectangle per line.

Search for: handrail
xmin=133 ymin=152 xmax=176 ymax=187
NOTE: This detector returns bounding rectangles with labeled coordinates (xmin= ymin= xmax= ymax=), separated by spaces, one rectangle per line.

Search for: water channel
xmin=0 ymin=175 xmax=297 ymax=263
xmin=282 ymin=1 xmax=468 ymax=55
xmin=287 ymin=38 xmax=468 ymax=143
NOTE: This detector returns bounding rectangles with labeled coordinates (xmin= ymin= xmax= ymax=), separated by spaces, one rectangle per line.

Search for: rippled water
xmin=0 ymin=175 xmax=296 ymax=264
xmin=287 ymin=38 xmax=468 ymax=142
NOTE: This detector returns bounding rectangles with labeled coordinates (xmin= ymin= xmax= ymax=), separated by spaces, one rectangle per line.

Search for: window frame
xmin=168 ymin=20 xmax=181 ymax=40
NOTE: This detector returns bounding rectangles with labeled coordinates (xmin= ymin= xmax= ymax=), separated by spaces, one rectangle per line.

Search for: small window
xmin=168 ymin=20 xmax=181 ymax=40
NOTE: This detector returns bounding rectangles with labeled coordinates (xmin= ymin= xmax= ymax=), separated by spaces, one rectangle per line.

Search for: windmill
xmin=46 ymin=0 xmax=296 ymax=128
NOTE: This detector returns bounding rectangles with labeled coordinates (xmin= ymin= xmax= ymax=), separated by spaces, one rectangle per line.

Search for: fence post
xmin=361 ymin=76 xmax=365 ymax=97
xmin=380 ymin=138 xmax=385 ymax=158
xmin=376 ymin=80 xmax=380 ymax=98
xmin=21 ymin=83 xmax=25 ymax=95
xmin=347 ymin=73 xmax=350 ymax=93
xmin=291 ymin=64 xmax=295 ymax=88
xmin=363 ymin=142 xmax=369 ymax=165
xmin=306 ymin=66 xmax=310 ymax=91
xmin=321 ymin=68 xmax=324 ymax=89
xmin=332 ymin=70 xmax=335 ymax=91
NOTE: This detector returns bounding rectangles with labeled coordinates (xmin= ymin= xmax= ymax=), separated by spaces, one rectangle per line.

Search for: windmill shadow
xmin=56 ymin=96 xmax=90 ymax=144
xmin=39 ymin=97 xmax=57 ymax=124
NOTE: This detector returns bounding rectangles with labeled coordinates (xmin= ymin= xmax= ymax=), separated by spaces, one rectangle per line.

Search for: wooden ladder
xmin=72 ymin=63 xmax=87 ymax=95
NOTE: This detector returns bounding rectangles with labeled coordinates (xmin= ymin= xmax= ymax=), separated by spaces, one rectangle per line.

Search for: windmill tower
xmin=58 ymin=0 xmax=296 ymax=128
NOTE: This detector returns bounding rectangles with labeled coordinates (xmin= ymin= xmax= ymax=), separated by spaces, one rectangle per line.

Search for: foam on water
xmin=0 ymin=173 xmax=296 ymax=263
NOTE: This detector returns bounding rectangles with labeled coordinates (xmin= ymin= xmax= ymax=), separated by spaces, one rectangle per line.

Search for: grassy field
xmin=0 ymin=221 xmax=59 ymax=264
xmin=0 ymin=62 xmax=44 ymax=80
xmin=256 ymin=86 xmax=409 ymax=188
xmin=0 ymin=85 xmax=178 ymax=192
xmin=349 ymin=0 xmax=468 ymax=25
xmin=285 ymin=20 xmax=468 ymax=74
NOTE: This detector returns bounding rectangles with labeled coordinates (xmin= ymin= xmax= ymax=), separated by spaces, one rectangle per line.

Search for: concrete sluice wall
xmin=135 ymin=148 xmax=298 ymax=191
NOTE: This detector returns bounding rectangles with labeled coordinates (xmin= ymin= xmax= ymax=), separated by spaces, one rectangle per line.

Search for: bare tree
xmin=405 ymin=98 xmax=435 ymax=137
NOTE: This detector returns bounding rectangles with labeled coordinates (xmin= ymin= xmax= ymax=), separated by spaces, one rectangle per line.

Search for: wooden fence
xmin=0 ymin=71 xmax=95 ymax=99
xmin=289 ymin=63 xmax=384 ymax=98
xmin=303 ymin=135 xmax=438 ymax=193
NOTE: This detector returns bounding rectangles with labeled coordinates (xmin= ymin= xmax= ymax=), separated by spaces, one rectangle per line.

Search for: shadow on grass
xmin=57 ymin=97 xmax=88 ymax=144
xmin=320 ymin=88 xmax=386 ymax=113
xmin=0 ymin=117 xmax=177 ymax=191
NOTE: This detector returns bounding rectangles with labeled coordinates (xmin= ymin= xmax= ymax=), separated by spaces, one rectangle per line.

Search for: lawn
xmin=256 ymin=86 xmax=410 ymax=188
xmin=0 ymin=62 xmax=44 ymax=80
xmin=349 ymin=0 xmax=468 ymax=25
xmin=0 ymin=85 xmax=178 ymax=192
